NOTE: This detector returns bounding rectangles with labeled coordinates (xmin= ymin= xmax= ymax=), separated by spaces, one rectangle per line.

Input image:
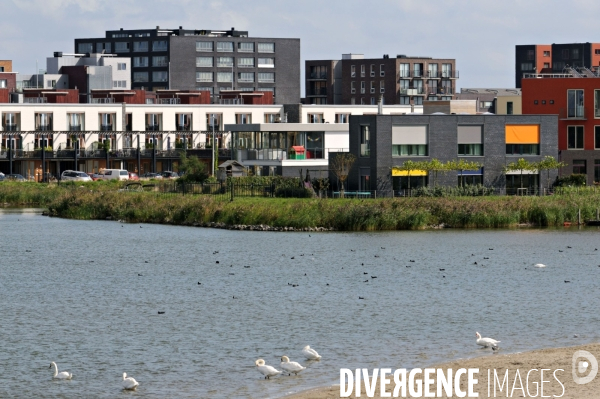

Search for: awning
xmin=505 ymin=125 xmax=540 ymax=144
xmin=291 ymin=146 xmax=305 ymax=154
xmin=392 ymin=169 xmax=428 ymax=176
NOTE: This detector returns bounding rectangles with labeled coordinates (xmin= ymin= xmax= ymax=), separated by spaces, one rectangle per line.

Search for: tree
xmin=392 ymin=160 xmax=425 ymax=191
xmin=421 ymin=158 xmax=447 ymax=187
xmin=536 ymin=156 xmax=566 ymax=192
xmin=447 ymin=159 xmax=482 ymax=187
xmin=177 ymin=153 xmax=209 ymax=183
xmin=330 ymin=153 xmax=356 ymax=197
xmin=504 ymin=158 xmax=537 ymax=190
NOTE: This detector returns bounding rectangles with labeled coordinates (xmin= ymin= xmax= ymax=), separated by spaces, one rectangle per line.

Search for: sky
xmin=3 ymin=0 xmax=600 ymax=94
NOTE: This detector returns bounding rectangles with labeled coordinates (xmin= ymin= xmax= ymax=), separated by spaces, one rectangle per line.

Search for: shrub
xmin=554 ymin=174 xmax=586 ymax=187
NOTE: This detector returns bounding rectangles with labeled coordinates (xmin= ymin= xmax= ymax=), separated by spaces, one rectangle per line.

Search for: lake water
xmin=1 ymin=209 xmax=600 ymax=398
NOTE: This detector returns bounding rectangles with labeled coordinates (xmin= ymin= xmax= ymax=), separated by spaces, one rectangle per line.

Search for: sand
xmin=284 ymin=343 xmax=600 ymax=398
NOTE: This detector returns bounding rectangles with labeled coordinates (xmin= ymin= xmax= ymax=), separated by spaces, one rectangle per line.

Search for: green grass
xmin=3 ymin=182 xmax=600 ymax=230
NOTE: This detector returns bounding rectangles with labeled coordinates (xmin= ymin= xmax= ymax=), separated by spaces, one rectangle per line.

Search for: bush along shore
xmin=24 ymin=184 xmax=600 ymax=230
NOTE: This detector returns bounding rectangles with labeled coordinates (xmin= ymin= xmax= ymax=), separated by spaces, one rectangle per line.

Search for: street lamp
xmin=211 ymin=114 xmax=216 ymax=176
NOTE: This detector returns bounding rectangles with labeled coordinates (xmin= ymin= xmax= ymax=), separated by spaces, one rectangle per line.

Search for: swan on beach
xmin=49 ymin=362 xmax=72 ymax=380
xmin=534 ymin=263 xmax=546 ymax=268
xmin=302 ymin=345 xmax=322 ymax=360
xmin=476 ymin=332 xmax=500 ymax=348
xmin=255 ymin=359 xmax=281 ymax=379
xmin=122 ymin=372 xmax=139 ymax=390
xmin=280 ymin=356 xmax=306 ymax=375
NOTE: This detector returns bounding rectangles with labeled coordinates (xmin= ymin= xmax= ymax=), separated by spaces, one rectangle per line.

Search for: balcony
xmin=100 ymin=124 xmax=113 ymax=131
xmin=146 ymin=125 xmax=161 ymax=131
xmin=441 ymin=70 xmax=459 ymax=79
xmin=427 ymin=87 xmax=454 ymax=95
xmin=399 ymin=71 xmax=411 ymax=78
xmin=308 ymin=88 xmax=328 ymax=96
xmin=398 ymin=87 xmax=426 ymax=95
xmin=36 ymin=125 xmax=52 ymax=131
xmin=69 ymin=125 xmax=82 ymax=131
xmin=426 ymin=71 xmax=441 ymax=79
xmin=308 ymin=72 xmax=327 ymax=79
xmin=3 ymin=124 xmax=19 ymax=131
xmin=411 ymin=70 xmax=424 ymax=78
xmin=560 ymin=107 xmax=586 ymax=120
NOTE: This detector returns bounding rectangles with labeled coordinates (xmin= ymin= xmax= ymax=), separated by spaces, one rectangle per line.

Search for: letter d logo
xmin=572 ymin=350 xmax=598 ymax=385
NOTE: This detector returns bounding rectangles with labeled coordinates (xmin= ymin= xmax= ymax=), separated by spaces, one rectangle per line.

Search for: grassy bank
xmin=3 ymin=182 xmax=600 ymax=230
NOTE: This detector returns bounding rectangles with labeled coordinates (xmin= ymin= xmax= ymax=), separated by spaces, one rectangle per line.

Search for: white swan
xmin=122 ymin=372 xmax=139 ymax=390
xmin=534 ymin=263 xmax=546 ymax=268
xmin=280 ymin=356 xmax=306 ymax=375
xmin=255 ymin=359 xmax=281 ymax=379
xmin=302 ymin=345 xmax=321 ymax=360
xmin=49 ymin=362 xmax=72 ymax=380
xmin=476 ymin=332 xmax=500 ymax=348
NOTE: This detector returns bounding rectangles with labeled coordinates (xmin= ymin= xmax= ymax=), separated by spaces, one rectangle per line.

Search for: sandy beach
xmin=284 ymin=343 xmax=600 ymax=399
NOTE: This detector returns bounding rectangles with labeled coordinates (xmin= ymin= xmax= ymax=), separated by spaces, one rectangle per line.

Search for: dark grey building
xmin=340 ymin=114 xmax=558 ymax=195
xmin=74 ymin=27 xmax=300 ymax=104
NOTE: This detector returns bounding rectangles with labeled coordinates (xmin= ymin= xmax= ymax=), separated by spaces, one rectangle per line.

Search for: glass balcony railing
xmin=100 ymin=124 xmax=113 ymax=131
xmin=3 ymin=124 xmax=19 ymax=131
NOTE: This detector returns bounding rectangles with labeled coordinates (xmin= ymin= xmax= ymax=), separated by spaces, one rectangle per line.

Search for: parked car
xmin=6 ymin=174 xmax=26 ymax=182
xmin=161 ymin=171 xmax=179 ymax=179
xmin=88 ymin=173 xmax=101 ymax=181
xmin=61 ymin=170 xmax=92 ymax=182
xmin=0 ymin=174 xmax=5 ymax=182
xmin=128 ymin=172 xmax=139 ymax=181
xmin=99 ymin=169 xmax=129 ymax=181
xmin=140 ymin=173 xmax=163 ymax=179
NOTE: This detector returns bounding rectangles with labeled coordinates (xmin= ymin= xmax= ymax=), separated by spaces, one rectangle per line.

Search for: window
xmin=308 ymin=113 xmax=324 ymax=123
xmin=112 ymin=33 xmax=129 ymax=38
xmin=196 ymin=72 xmax=213 ymax=82
xmin=370 ymin=97 xmax=376 ymax=105
xmin=153 ymin=56 xmax=168 ymax=67
xmin=238 ymin=42 xmax=254 ymax=52
xmin=507 ymin=102 xmax=513 ymax=115
xmin=360 ymin=81 xmax=365 ymax=94
xmin=238 ymin=72 xmax=254 ymax=82
xmin=505 ymin=144 xmax=540 ymax=155
xmin=399 ymin=96 xmax=410 ymax=105
xmin=392 ymin=145 xmax=428 ymax=156
xmin=595 ymin=90 xmax=600 ymax=117
xmin=361 ymin=65 xmax=365 ymax=77
xmin=196 ymin=57 xmax=213 ymax=67
xmin=480 ymin=101 xmax=493 ymax=108
xmin=116 ymin=63 xmax=126 ymax=70
xmin=553 ymin=61 xmax=565 ymax=70
xmin=152 ymin=41 xmax=167 ymax=51
xmin=133 ymin=72 xmax=148 ymax=82
xmin=428 ymin=63 xmax=439 ymax=78
xmin=572 ymin=49 xmax=579 ymax=59
xmin=544 ymin=63 xmax=550 ymax=68
xmin=264 ymin=113 xmax=280 ymax=123
xmin=257 ymin=42 xmax=274 ymax=53
xmin=217 ymin=57 xmax=233 ymax=67
xmin=258 ymin=72 xmax=274 ymax=82
xmin=133 ymin=41 xmax=148 ymax=52
xmin=217 ymin=72 xmax=233 ymax=82
xmin=217 ymin=42 xmax=234 ymax=52
xmin=457 ymin=126 xmax=483 ymax=156
xmin=573 ymin=159 xmax=586 ymax=174
xmin=78 ymin=43 xmax=93 ymax=53
xmin=113 ymin=80 xmax=126 ymax=88
xmin=527 ymin=50 xmax=534 ymax=60
xmin=380 ymin=64 xmax=385 ymax=77
xmin=568 ymin=126 xmax=584 ymax=149
xmin=35 ymin=113 xmax=53 ymax=131
xmin=543 ymin=51 xmax=550 ymax=57
xmin=96 ymin=42 xmax=111 ymax=53
xmin=562 ymin=49 xmax=569 ymax=59
xmin=238 ymin=57 xmax=254 ymax=67
xmin=520 ymin=62 xmax=533 ymax=71
xmin=413 ymin=63 xmax=423 ymax=77
xmin=196 ymin=41 xmax=213 ymax=52
xmin=505 ymin=125 xmax=540 ymax=155
xmin=351 ymin=65 xmax=356 ymax=77
xmin=370 ymin=81 xmax=375 ymax=94
xmin=414 ymin=97 xmax=423 ymax=105
xmin=351 ymin=81 xmax=355 ymax=94
xmin=335 ymin=113 xmax=350 ymax=123
xmin=596 ymin=49 xmax=600 ymax=55
xmin=458 ymin=144 xmax=483 ymax=156
xmin=370 ymin=64 xmax=375 ymax=77
xmin=257 ymin=58 xmax=274 ymax=67
xmin=235 ymin=114 xmax=252 ymax=124
xmin=595 ymin=160 xmax=600 ymax=183
xmin=568 ymin=89 xmax=584 ymax=118
xmin=399 ymin=63 xmax=410 ymax=78
xmin=114 ymin=42 xmax=129 ymax=52
xmin=133 ymin=57 xmax=148 ymax=67
xmin=380 ymin=80 xmax=385 ymax=93
xmin=152 ymin=71 xmax=168 ymax=82
xmin=595 ymin=126 xmax=600 ymax=149
xmin=360 ymin=125 xmax=370 ymax=157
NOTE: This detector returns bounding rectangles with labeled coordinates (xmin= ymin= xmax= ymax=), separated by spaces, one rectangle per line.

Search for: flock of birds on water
xmin=48 ymin=362 xmax=138 ymax=390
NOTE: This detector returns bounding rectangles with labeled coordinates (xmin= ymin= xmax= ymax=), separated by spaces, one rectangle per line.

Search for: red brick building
xmin=522 ymin=73 xmax=600 ymax=184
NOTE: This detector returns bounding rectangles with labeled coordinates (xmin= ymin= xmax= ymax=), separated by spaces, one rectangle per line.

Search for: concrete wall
xmin=496 ymin=95 xmax=522 ymax=115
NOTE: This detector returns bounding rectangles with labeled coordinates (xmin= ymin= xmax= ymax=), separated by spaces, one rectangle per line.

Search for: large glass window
xmin=152 ymin=41 xmax=167 ymax=51
xmin=257 ymin=58 xmax=274 ymax=68
xmin=217 ymin=72 xmax=233 ymax=82
xmin=257 ymin=43 xmax=275 ymax=53
xmin=114 ymin=42 xmax=129 ymax=52
xmin=596 ymin=126 xmax=600 ymax=149
xmin=458 ymin=144 xmax=483 ymax=156
xmin=568 ymin=89 xmax=584 ymax=118
xmin=216 ymin=42 xmax=234 ymax=52
xmin=152 ymin=71 xmax=168 ymax=82
xmin=238 ymin=42 xmax=254 ymax=52
xmin=399 ymin=63 xmax=410 ymax=78
xmin=573 ymin=159 xmax=586 ymax=174
xmin=399 ymin=96 xmax=410 ymax=105
xmin=258 ymin=72 xmax=274 ymax=82
xmin=595 ymin=90 xmax=600 ymax=118
xmin=196 ymin=42 xmax=213 ymax=52
xmin=238 ymin=57 xmax=255 ymax=67
xmin=217 ymin=57 xmax=234 ymax=67
xmin=335 ymin=113 xmax=350 ymax=123
xmin=78 ymin=43 xmax=93 ymax=53
xmin=133 ymin=57 xmax=148 ymax=67
xmin=196 ymin=57 xmax=213 ymax=67
xmin=196 ymin=72 xmax=213 ymax=82
xmin=133 ymin=72 xmax=148 ymax=82
xmin=153 ymin=56 xmax=168 ymax=67
xmin=595 ymin=159 xmax=600 ymax=183
xmin=238 ymin=72 xmax=254 ymax=82
xmin=505 ymin=144 xmax=540 ymax=155
xmin=360 ymin=125 xmax=370 ymax=157
xmin=133 ymin=41 xmax=148 ymax=52
xmin=392 ymin=145 xmax=428 ymax=156
xmin=568 ymin=126 xmax=584 ymax=149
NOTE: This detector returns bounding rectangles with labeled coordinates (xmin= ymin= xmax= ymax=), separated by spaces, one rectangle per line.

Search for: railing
xmin=399 ymin=71 xmax=411 ymax=78
xmin=309 ymin=88 xmax=327 ymax=96
xmin=309 ymin=72 xmax=327 ymax=79
xmin=399 ymin=87 xmax=426 ymax=95
xmin=36 ymin=125 xmax=52 ymax=131
xmin=100 ymin=124 xmax=113 ymax=131
xmin=412 ymin=70 xmax=424 ymax=78
xmin=69 ymin=125 xmax=82 ymax=131
xmin=235 ymin=147 xmax=338 ymax=161
xmin=441 ymin=70 xmax=459 ymax=78
xmin=427 ymin=87 xmax=454 ymax=95
xmin=560 ymin=107 xmax=585 ymax=119
xmin=3 ymin=124 xmax=19 ymax=131
xmin=146 ymin=125 xmax=161 ymax=131
xmin=426 ymin=71 xmax=440 ymax=78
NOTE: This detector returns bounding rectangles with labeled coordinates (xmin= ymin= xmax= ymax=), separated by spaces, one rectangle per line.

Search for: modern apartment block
xmin=74 ymin=27 xmax=300 ymax=104
xmin=515 ymin=43 xmax=600 ymax=88
xmin=305 ymin=54 xmax=457 ymax=105
xmin=456 ymin=88 xmax=522 ymax=114
xmin=521 ymin=71 xmax=600 ymax=184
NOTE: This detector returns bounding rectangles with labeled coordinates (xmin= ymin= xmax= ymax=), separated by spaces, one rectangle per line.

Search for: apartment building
xmin=74 ymin=27 xmax=300 ymax=104
xmin=0 ymin=60 xmax=17 ymax=102
xmin=515 ymin=43 xmax=600 ymax=88
xmin=521 ymin=72 xmax=600 ymax=184
xmin=456 ymin=88 xmax=522 ymax=114
xmin=305 ymin=54 xmax=457 ymax=105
